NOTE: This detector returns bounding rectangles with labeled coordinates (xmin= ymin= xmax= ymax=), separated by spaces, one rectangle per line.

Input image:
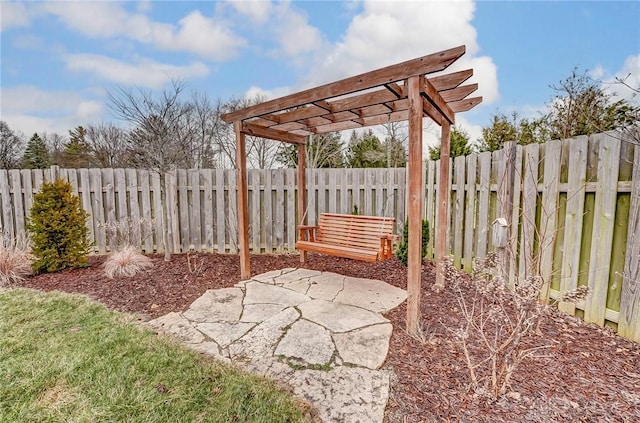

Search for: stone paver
xmin=183 ymin=288 xmax=243 ymax=322
xmin=298 ymin=298 xmax=388 ymax=333
xmin=240 ymin=303 xmax=287 ymax=322
xmin=229 ymin=307 xmax=300 ymax=360
xmin=244 ymin=282 xmax=311 ymax=306
xmin=333 ymin=323 xmax=393 ymax=369
xmin=288 ymin=367 xmax=390 ymax=423
xmin=305 ymin=274 xmax=345 ymax=300
xmin=275 ymin=319 xmax=334 ymax=365
xmin=145 ymin=269 xmax=406 ymax=423
xmin=335 ymin=276 xmax=407 ymax=313
xmin=196 ymin=321 xmax=255 ymax=348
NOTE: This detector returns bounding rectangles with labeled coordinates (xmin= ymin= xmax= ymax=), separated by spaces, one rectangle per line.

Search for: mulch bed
xmin=16 ymin=252 xmax=640 ymax=422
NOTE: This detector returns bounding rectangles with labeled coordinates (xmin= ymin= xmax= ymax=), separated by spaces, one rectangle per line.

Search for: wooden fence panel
xmin=1 ymin=139 xmax=638 ymax=341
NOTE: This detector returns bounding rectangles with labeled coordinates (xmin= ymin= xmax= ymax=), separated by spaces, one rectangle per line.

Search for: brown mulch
xmin=15 ymin=252 xmax=640 ymax=422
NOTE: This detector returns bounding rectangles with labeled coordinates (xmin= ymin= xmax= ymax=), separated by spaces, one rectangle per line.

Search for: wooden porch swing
xmin=221 ymin=45 xmax=482 ymax=336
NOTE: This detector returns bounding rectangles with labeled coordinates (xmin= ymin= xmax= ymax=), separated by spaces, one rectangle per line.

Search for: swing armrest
xmin=379 ymin=235 xmax=398 ymax=259
xmin=298 ymin=225 xmax=319 ymax=242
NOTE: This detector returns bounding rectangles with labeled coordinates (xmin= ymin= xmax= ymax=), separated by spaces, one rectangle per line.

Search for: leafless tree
xmin=0 ymin=121 xmax=25 ymax=169
xmin=85 ymin=122 xmax=129 ymax=168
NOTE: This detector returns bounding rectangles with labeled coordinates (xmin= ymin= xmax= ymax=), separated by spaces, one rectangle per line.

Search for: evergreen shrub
xmin=395 ymin=219 xmax=430 ymax=266
xmin=27 ymin=179 xmax=92 ymax=273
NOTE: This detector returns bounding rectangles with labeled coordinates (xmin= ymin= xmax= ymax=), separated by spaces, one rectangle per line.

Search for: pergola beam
xmin=422 ymin=77 xmax=455 ymax=124
xmin=221 ymin=45 xmax=465 ymax=123
xmin=429 ymin=69 xmax=474 ymax=91
xmin=441 ymin=83 xmax=478 ymax=102
xmin=449 ymin=97 xmax=483 ymax=113
xmin=242 ymin=122 xmax=306 ymax=144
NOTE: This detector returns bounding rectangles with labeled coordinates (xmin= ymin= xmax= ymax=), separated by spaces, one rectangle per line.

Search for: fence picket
xmin=453 ymin=156 xmax=465 ymax=268
xmin=558 ymin=137 xmax=588 ymax=314
xmin=138 ymin=170 xmax=153 ymax=252
xmin=264 ymin=169 xmax=273 ymax=251
xmin=89 ymin=169 xmax=105 ymax=253
xmin=585 ymin=134 xmax=621 ymax=325
xmin=620 ymin=137 xmax=640 ymax=341
xmin=476 ymin=152 xmax=491 ymax=259
xmin=463 ymin=154 xmax=477 ymax=271
xmin=539 ymin=140 xmax=562 ymax=302
xmin=21 ymin=170 xmax=33 ymax=223
xmin=189 ymin=169 xmax=202 ymax=250
xmin=519 ymin=144 xmax=539 ymax=280
xmin=286 ymin=168 xmax=296 ymax=250
xmin=0 ymin=170 xmax=13 ymax=239
xmin=9 ymin=170 xmax=24 ymax=237
xmin=115 ymin=169 xmax=127 ymax=223
xmin=274 ymin=169 xmax=285 ymax=251
xmin=202 ymin=169 xmax=214 ymax=251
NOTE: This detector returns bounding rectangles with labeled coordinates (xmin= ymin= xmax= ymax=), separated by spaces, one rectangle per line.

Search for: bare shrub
xmin=103 ymin=245 xmax=153 ymax=279
xmin=446 ymin=253 xmax=590 ymax=400
xmin=99 ymin=217 xmax=156 ymax=251
xmin=0 ymin=233 xmax=35 ymax=286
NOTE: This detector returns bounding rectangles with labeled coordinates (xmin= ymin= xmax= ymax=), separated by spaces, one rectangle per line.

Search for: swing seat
xmin=296 ymin=213 xmax=397 ymax=262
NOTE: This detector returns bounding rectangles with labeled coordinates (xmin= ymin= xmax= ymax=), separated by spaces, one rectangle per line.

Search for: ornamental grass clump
xmin=27 ymin=179 xmax=92 ymax=273
xmin=103 ymin=245 xmax=153 ymax=278
xmin=100 ymin=218 xmax=155 ymax=278
xmin=0 ymin=234 xmax=34 ymax=286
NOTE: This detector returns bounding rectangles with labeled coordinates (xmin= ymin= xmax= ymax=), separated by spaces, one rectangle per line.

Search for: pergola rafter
xmin=222 ymin=45 xmax=482 ymax=336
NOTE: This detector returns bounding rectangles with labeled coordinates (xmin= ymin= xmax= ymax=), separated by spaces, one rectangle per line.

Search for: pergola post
xmin=406 ymin=75 xmax=424 ymax=337
xmin=435 ymin=121 xmax=451 ymax=289
xmin=235 ymin=121 xmax=250 ymax=278
xmin=297 ymin=142 xmax=307 ymax=263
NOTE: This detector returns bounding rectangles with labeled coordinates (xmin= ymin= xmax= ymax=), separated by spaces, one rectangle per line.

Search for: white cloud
xmin=244 ymin=0 xmax=498 ymax=130
xmin=301 ymin=0 xmax=498 ymax=105
xmin=0 ymin=2 xmax=31 ymax=31
xmin=1 ymin=86 xmax=104 ymax=136
xmin=157 ymin=11 xmax=246 ymax=60
xmin=226 ymin=0 xmax=273 ymax=24
xmin=34 ymin=2 xmax=245 ymax=61
xmin=1 ymin=86 xmax=84 ymax=114
xmin=64 ymin=54 xmax=210 ymax=88
xmin=272 ymin=2 xmax=324 ymax=57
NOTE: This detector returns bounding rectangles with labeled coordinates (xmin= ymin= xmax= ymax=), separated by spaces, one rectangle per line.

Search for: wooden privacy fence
xmin=424 ymin=131 xmax=639 ymax=341
xmin=0 ymin=167 xmax=406 ymax=255
xmin=1 ymin=131 xmax=638 ymax=341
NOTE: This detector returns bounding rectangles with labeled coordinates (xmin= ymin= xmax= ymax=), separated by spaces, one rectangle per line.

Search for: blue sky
xmin=1 ymin=0 xmax=638 ymax=147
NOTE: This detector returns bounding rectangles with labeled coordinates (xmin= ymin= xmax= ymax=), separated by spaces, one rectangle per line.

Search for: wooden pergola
xmin=221 ymin=45 xmax=482 ymax=335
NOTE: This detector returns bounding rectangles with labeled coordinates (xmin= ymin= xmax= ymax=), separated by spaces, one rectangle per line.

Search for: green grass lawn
xmin=0 ymin=288 xmax=314 ymax=423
